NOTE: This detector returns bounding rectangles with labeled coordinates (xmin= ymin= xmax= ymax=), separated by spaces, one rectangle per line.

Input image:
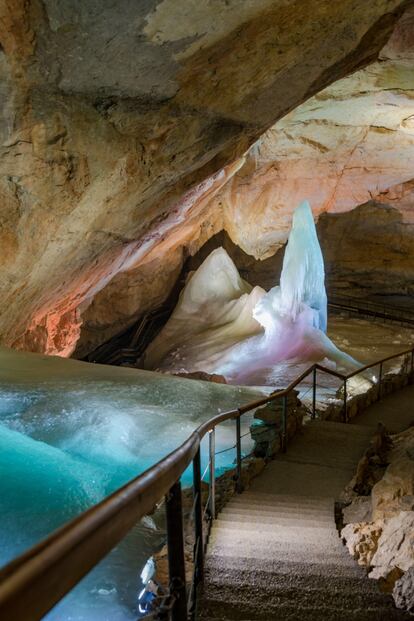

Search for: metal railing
xmin=0 ymin=347 xmax=413 ymax=621
xmin=328 ymin=293 xmax=414 ymax=327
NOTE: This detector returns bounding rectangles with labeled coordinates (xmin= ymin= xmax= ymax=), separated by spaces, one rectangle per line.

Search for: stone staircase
xmin=198 ymin=416 xmax=413 ymax=620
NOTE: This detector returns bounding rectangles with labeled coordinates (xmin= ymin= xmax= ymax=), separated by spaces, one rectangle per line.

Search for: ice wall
xmin=145 ymin=201 xmax=360 ymax=382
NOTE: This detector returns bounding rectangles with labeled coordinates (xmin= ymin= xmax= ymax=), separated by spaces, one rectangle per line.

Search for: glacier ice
xmin=145 ymin=246 xmax=265 ymax=372
xmin=145 ymin=200 xmax=360 ymax=382
xmin=0 ymin=346 xmax=268 ymax=620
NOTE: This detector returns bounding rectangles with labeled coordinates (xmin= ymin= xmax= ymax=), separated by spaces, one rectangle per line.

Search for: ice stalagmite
xmin=145 ymin=201 xmax=360 ymax=383
xmin=272 ymin=199 xmax=327 ymax=332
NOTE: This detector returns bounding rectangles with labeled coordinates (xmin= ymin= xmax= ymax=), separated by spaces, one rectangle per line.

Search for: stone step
xmin=207 ymin=542 xmax=355 ymax=564
xmin=218 ymin=511 xmax=333 ymax=527
xmin=204 ymin=554 xmax=368 ymax=579
xmin=300 ymin=420 xmax=374 ymax=436
xmin=222 ymin=499 xmax=334 ymax=520
xmin=213 ymin=517 xmax=337 ymax=533
xmin=222 ymin=499 xmax=334 ymax=513
xmin=203 ymin=565 xmax=383 ymax=596
xmin=201 ymin=584 xmax=395 ymax=613
xmin=210 ymin=524 xmax=341 ymax=544
xmin=223 ymin=500 xmax=333 ymax=516
xmin=198 ymin=601 xmax=408 ymax=621
xmin=231 ymin=491 xmax=334 ymax=506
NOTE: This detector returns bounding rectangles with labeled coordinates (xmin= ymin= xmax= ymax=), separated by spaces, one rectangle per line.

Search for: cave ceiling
xmin=0 ymin=0 xmax=413 ymax=356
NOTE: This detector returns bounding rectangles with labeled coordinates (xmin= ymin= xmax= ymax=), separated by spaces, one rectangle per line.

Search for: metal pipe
xmin=312 ymin=367 xmax=317 ymax=420
xmin=343 ymin=379 xmax=347 ymax=423
xmin=192 ymin=448 xmax=204 ymax=582
xmin=282 ymin=395 xmax=288 ymax=452
xmin=209 ymin=429 xmax=216 ymax=520
xmin=378 ymin=362 xmax=383 ymax=401
xmin=165 ymin=481 xmax=187 ymax=621
xmin=236 ymin=416 xmax=242 ymax=493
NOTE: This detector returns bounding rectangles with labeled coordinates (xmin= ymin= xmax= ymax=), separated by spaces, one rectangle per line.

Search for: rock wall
xmin=318 ymin=202 xmax=414 ymax=299
xmin=1 ymin=0 xmax=413 ymax=356
xmin=218 ymin=5 xmax=414 ymax=259
xmin=76 ymin=5 xmax=414 ymax=357
xmin=341 ymin=425 xmax=414 ymax=611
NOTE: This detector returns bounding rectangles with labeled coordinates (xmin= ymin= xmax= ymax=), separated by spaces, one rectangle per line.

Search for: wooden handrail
xmin=0 ymin=346 xmax=413 ymax=620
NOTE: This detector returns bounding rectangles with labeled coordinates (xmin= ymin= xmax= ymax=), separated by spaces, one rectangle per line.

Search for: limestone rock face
xmin=0 ymin=0 xmax=413 ymax=355
xmin=318 ymin=202 xmax=414 ymax=298
xmin=372 ymin=427 xmax=414 ymax=520
xmin=341 ymin=426 xmax=414 ymax=607
xmin=342 ymin=497 xmax=373 ymax=524
xmin=369 ymin=512 xmax=414 ymax=585
xmin=342 ymin=521 xmax=384 ymax=567
xmin=218 ymin=5 xmax=414 ymax=261
xmin=393 ymin=566 xmax=414 ymax=612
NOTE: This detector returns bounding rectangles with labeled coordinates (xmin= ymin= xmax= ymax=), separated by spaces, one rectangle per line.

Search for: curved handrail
xmin=0 ymin=346 xmax=413 ymax=620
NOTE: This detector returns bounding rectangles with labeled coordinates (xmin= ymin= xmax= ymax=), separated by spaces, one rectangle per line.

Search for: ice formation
xmin=145 ymin=201 xmax=361 ymax=382
xmin=0 ymin=346 xmax=266 ymax=620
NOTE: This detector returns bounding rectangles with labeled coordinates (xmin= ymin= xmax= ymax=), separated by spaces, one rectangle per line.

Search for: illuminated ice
xmin=145 ymin=201 xmax=360 ymax=382
xmin=0 ymin=346 xmax=267 ymax=620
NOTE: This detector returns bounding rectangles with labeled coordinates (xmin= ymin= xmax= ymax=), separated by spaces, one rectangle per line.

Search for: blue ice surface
xmin=0 ymin=346 xmax=268 ymax=620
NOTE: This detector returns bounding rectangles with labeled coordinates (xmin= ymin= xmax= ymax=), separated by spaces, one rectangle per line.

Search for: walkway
xmin=198 ymin=385 xmax=414 ymax=620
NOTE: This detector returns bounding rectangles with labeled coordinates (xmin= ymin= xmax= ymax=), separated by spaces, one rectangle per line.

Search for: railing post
xmin=281 ymin=394 xmax=288 ymax=453
xmin=378 ymin=362 xmax=383 ymax=401
xmin=236 ymin=416 xmax=243 ymax=493
xmin=312 ymin=367 xmax=317 ymax=420
xmin=343 ymin=379 xmax=348 ymax=423
xmin=411 ymin=349 xmax=414 ymax=382
xmin=209 ymin=429 xmax=216 ymax=520
xmin=192 ymin=448 xmax=204 ymax=583
xmin=165 ymin=481 xmax=187 ymax=621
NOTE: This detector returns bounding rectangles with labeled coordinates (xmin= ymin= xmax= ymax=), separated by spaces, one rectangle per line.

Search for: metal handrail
xmin=328 ymin=294 xmax=414 ymax=326
xmin=0 ymin=346 xmax=413 ymax=621
xmin=329 ymin=293 xmax=413 ymax=316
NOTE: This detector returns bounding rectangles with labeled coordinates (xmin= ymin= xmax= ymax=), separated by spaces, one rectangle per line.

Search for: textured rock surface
xmin=77 ymin=5 xmax=414 ymax=355
xmin=394 ymin=566 xmax=414 ymax=613
xmin=370 ymin=512 xmax=414 ymax=585
xmin=318 ymin=202 xmax=414 ymax=298
xmin=341 ymin=425 xmax=414 ymax=606
xmin=343 ymin=497 xmax=373 ymax=524
xmin=172 ymin=371 xmax=227 ymax=384
xmin=218 ymin=6 xmax=414 ymax=259
xmin=0 ymin=0 xmax=413 ymax=355
xmin=342 ymin=521 xmax=384 ymax=567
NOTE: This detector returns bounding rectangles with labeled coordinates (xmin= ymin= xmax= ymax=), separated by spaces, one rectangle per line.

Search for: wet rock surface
xmin=172 ymin=371 xmax=227 ymax=384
